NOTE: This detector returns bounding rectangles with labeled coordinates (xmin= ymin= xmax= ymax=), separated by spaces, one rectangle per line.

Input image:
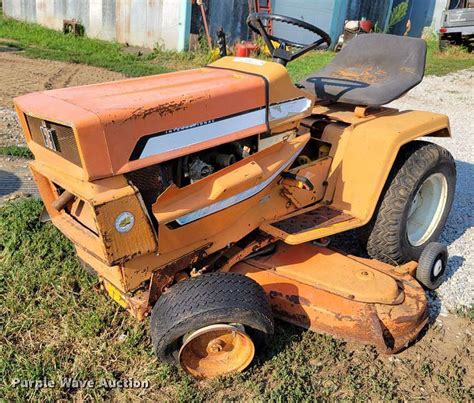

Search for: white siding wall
xmin=431 ymin=0 xmax=448 ymax=31
xmin=3 ymin=0 xmax=186 ymax=50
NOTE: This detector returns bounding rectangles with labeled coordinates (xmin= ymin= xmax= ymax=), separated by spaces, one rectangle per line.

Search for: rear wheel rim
xmin=178 ymin=324 xmax=255 ymax=378
xmin=407 ymin=173 xmax=448 ymax=247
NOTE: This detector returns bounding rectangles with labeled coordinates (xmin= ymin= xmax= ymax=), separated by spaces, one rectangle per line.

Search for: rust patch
xmin=331 ymin=65 xmax=387 ymax=84
xmin=285 ymin=294 xmax=312 ymax=306
xmin=400 ymin=66 xmax=416 ymax=75
xmin=269 ymin=290 xmax=283 ymax=299
xmin=147 ymin=243 xmax=211 ymax=306
xmin=120 ymin=95 xmax=205 ymax=125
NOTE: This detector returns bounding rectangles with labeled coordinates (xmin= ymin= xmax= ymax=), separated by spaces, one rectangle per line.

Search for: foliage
xmin=425 ymin=38 xmax=474 ymax=75
xmin=0 ymin=145 xmax=33 ymax=159
xmin=372 ymin=1 xmax=409 ymax=33
xmin=387 ymin=1 xmax=409 ymax=32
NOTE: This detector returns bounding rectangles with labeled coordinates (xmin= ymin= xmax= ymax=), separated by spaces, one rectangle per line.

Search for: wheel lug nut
xmin=208 ymin=339 xmax=225 ymax=353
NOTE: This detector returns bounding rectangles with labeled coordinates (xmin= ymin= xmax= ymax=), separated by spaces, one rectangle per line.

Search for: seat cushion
xmin=298 ymin=34 xmax=427 ymax=106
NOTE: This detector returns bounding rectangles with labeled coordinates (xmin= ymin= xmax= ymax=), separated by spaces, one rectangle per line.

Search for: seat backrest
xmin=299 ymin=34 xmax=427 ymax=106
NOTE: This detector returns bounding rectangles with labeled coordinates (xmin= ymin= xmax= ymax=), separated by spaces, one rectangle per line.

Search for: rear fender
xmin=324 ymin=110 xmax=450 ymax=225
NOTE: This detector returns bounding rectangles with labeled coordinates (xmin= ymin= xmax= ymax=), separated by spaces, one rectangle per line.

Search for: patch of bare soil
xmin=0 ymin=52 xmax=124 ymax=146
xmin=367 ymin=314 xmax=473 ymax=400
xmin=0 ymin=52 xmax=125 ymax=204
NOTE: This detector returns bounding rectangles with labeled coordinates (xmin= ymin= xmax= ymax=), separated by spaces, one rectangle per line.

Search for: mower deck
xmin=231 ymin=242 xmax=428 ymax=353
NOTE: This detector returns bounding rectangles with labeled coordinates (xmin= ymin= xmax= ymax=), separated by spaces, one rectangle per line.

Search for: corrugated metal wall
xmin=207 ymin=0 xmax=251 ymax=44
xmin=346 ymin=0 xmax=393 ymax=30
xmin=2 ymin=0 xmax=186 ymax=50
xmin=390 ymin=0 xmax=445 ymax=37
xmin=272 ymin=0 xmax=349 ymax=46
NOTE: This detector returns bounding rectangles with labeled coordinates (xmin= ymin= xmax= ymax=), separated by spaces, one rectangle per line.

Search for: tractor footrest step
xmin=272 ymin=206 xmax=353 ymax=234
xmin=261 ymin=205 xmax=358 ymax=243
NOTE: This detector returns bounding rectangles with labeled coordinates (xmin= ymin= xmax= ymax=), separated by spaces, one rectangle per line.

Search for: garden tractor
xmin=14 ymin=13 xmax=456 ymax=378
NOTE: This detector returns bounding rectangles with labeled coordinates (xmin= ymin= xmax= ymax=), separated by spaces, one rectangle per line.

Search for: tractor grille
xmin=26 ymin=115 xmax=82 ymax=167
xmin=126 ymin=163 xmax=169 ymax=207
xmin=125 ymin=163 xmax=170 ymax=230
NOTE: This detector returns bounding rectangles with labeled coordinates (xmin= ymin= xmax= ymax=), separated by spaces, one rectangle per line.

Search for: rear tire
xmin=439 ymin=39 xmax=451 ymax=51
xmin=361 ymin=141 xmax=456 ymax=265
xmin=150 ymin=272 xmax=273 ymax=377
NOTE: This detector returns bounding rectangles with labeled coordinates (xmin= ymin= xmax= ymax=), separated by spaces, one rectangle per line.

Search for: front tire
xmin=150 ymin=272 xmax=274 ymax=378
xmin=362 ymin=141 xmax=456 ymax=265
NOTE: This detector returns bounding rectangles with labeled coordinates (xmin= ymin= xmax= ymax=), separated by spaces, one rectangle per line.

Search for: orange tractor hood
xmin=14 ymin=67 xmax=268 ymax=180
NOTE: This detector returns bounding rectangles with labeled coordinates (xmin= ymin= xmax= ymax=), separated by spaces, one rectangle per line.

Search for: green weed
xmin=0 ymin=145 xmax=33 ymax=159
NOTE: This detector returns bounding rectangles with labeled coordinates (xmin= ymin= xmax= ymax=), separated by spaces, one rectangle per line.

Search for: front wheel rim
xmin=178 ymin=323 xmax=255 ymax=378
xmin=406 ymin=173 xmax=448 ymax=247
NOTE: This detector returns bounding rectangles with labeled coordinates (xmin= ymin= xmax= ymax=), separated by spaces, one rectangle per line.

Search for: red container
xmin=235 ymin=42 xmax=259 ymax=57
xmin=360 ymin=20 xmax=373 ymax=32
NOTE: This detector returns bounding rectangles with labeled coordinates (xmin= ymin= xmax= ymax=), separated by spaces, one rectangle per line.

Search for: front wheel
xmin=150 ymin=272 xmax=274 ymax=378
xmin=361 ymin=141 xmax=456 ymax=265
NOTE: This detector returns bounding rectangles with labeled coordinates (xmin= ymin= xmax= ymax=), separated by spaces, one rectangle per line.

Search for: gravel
xmin=389 ymin=69 xmax=474 ymax=315
xmin=0 ymin=107 xmax=23 ymax=147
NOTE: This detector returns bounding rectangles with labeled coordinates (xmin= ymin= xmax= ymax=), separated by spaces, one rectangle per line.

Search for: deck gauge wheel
xmin=416 ymin=242 xmax=448 ymax=290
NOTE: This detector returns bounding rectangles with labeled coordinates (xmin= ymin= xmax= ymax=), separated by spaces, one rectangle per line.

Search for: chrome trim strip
xmin=175 ymin=152 xmax=300 ymax=225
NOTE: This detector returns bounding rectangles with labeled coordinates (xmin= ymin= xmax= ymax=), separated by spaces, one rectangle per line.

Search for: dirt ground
xmin=0 ymin=52 xmax=472 ymax=399
xmin=0 ymin=52 xmax=124 ymax=147
xmin=0 ymin=52 xmax=124 ymax=202
xmin=0 ymin=52 xmax=124 ymax=109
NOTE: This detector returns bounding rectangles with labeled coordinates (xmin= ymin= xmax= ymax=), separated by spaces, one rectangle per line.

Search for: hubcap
xmin=433 ymin=258 xmax=444 ymax=277
xmin=406 ymin=173 xmax=448 ymax=247
xmin=178 ymin=324 xmax=255 ymax=378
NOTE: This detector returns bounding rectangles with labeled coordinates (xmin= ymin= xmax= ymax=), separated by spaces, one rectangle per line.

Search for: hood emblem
xmin=39 ymin=121 xmax=58 ymax=151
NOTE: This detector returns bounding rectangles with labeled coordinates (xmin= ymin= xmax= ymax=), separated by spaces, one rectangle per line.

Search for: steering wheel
xmin=247 ymin=13 xmax=331 ymax=66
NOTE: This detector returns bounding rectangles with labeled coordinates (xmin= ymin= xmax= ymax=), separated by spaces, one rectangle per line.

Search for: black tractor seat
xmin=298 ymin=33 xmax=427 ymax=107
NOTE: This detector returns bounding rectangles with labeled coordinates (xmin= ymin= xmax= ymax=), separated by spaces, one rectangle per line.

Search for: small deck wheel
xmin=416 ymin=242 xmax=448 ymax=290
xmin=150 ymin=272 xmax=273 ymax=378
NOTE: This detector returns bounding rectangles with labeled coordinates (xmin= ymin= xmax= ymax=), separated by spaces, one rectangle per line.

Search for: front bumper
xmin=29 ymin=160 xmax=158 ymax=266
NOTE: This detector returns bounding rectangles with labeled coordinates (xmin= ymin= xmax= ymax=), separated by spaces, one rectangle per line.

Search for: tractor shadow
xmin=304 ymin=77 xmax=369 ymax=102
xmin=0 ymin=169 xmax=22 ymax=197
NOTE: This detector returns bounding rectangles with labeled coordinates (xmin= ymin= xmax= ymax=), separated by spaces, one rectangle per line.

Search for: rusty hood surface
xmin=14 ymin=67 xmax=267 ymax=179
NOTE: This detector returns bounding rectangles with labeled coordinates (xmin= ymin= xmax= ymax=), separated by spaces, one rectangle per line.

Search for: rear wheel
xmin=439 ymin=39 xmax=452 ymax=51
xmin=361 ymin=141 xmax=456 ymax=265
xmin=150 ymin=272 xmax=274 ymax=378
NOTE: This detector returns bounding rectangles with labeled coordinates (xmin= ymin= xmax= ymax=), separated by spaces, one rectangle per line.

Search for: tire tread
xmin=364 ymin=141 xmax=455 ymax=264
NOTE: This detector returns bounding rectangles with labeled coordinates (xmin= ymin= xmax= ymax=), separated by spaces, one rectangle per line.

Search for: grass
xmin=0 ymin=15 xmax=198 ymax=77
xmin=457 ymin=305 xmax=474 ymax=321
xmin=1 ymin=198 xmax=473 ymax=401
xmin=425 ymin=37 xmax=474 ymax=76
xmin=1 ymin=14 xmax=472 ymax=83
xmin=0 ymin=145 xmax=33 ymax=159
